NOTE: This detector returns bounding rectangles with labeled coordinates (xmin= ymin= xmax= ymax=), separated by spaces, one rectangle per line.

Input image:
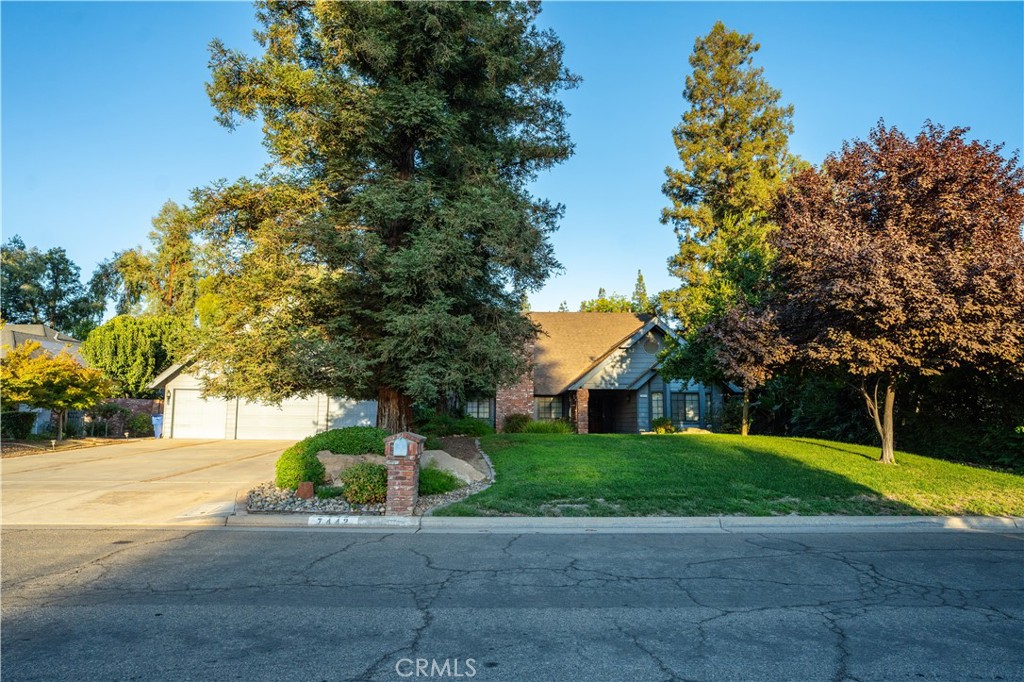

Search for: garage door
xmin=171 ymin=389 xmax=229 ymax=439
xmin=234 ymin=396 xmax=322 ymax=440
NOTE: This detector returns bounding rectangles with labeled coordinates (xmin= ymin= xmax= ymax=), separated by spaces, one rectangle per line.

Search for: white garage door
xmin=234 ymin=396 xmax=322 ymax=440
xmin=171 ymin=389 xmax=229 ymax=439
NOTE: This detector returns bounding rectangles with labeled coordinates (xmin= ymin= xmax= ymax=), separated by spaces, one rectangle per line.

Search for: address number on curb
xmin=308 ymin=516 xmax=357 ymax=526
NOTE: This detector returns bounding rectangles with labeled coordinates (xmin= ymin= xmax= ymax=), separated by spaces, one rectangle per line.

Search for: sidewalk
xmin=224 ymin=510 xmax=1024 ymax=534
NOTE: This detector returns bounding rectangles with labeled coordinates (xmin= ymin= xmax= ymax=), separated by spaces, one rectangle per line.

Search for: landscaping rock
xmin=422 ymin=449 xmax=486 ymax=483
xmin=316 ymin=452 xmax=385 ymax=484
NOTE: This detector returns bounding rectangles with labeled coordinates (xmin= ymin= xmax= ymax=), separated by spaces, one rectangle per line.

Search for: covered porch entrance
xmin=586 ymin=389 xmax=638 ymax=434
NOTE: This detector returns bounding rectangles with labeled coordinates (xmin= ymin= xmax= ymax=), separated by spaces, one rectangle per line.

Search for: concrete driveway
xmin=1 ymin=440 xmax=289 ymax=526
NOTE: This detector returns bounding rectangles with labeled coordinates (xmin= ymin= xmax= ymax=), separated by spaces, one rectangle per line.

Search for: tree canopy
xmin=660 ymin=21 xmax=796 ymax=331
xmin=1 ymin=237 xmax=105 ymax=339
xmin=0 ymin=340 xmax=113 ymax=439
xmin=92 ymin=201 xmax=202 ymax=318
xmin=188 ymin=1 xmax=577 ymax=431
xmin=657 ymin=21 xmax=797 ymax=434
xmin=81 ymin=315 xmax=188 ymax=397
xmin=768 ymin=122 xmax=1024 ymax=462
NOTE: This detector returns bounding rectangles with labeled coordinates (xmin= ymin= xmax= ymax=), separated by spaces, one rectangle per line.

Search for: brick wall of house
xmin=495 ymin=340 xmax=535 ymax=432
xmin=574 ymin=388 xmax=589 ymax=434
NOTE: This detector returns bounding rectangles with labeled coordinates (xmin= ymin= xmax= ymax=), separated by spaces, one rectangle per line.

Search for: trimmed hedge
xmin=275 ymin=447 xmax=327 ymax=489
xmin=339 ymin=462 xmax=387 ymax=504
xmin=274 ymin=426 xmax=388 ymax=489
xmin=301 ymin=426 xmax=389 ymax=456
xmin=1 ymin=411 xmax=36 ymax=439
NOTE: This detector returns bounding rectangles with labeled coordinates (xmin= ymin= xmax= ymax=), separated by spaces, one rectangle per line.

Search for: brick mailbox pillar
xmin=384 ymin=431 xmax=426 ymax=516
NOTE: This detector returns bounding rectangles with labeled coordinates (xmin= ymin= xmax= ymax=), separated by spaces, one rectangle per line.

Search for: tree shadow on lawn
xmin=714 ymin=441 xmax=920 ymax=516
xmin=458 ymin=435 xmax=923 ymax=517
xmin=788 ymin=438 xmax=880 ymax=462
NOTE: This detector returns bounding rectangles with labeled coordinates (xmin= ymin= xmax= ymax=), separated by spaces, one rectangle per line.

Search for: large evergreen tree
xmin=190 ymin=1 xmax=577 ymax=431
xmin=1 ymin=236 xmax=104 ymax=338
xmin=91 ymin=201 xmax=201 ymax=317
xmin=658 ymin=21 xmax=796 ymax=434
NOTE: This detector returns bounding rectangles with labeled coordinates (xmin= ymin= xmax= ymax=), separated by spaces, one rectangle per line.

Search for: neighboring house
xmin=149 ymin=364 xmax=377 ymax=440
xmin=0 ymin=324 xmax=85 ymax=434
xmin=490 ymin=312 xmax=730 ymax=434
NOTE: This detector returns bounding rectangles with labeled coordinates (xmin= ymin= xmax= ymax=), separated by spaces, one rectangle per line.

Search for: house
xmin=0 ymin=323 xmax=85 ymax=434
xmin=490 ymin=312 xmax=729 ymax=434
xmin=148 ymin=312 xmax=724 ymax=439
xmin=149 ymin=364 xmax=377 ymax=440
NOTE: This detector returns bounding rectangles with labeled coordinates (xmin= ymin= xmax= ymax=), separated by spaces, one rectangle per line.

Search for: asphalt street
xmin=2 ymin=528 xmax=1021 ymax=682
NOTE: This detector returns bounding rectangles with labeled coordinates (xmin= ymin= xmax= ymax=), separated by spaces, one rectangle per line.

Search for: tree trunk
xmin=57 ymin=410 xmax=66 ymax=441
xmin=860 ymin=377 xmax=897 ymax=464
xmin=376 ymin=386 xmax=414 ymax=434
xmin=741 ymin=389 xmax=750 ymax=437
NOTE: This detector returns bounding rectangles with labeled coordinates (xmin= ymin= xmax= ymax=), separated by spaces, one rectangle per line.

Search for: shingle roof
xmin=529 ymin=312 xmax=652 ymax=395
xmin=0 ymin=324 xmax=84 ymax=364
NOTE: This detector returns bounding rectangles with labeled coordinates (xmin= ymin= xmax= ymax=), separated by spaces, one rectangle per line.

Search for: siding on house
xmin=612 ymin=391 xmax=639 ymax=433
xmin=574 ymin=330 xmax=664 ymax=391
xmin=158 ymin=367 xmax=376 ymax=439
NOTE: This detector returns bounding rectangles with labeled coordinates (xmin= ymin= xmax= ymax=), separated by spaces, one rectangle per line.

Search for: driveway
xmin=1 ymin=440 xmax=289 ymax=526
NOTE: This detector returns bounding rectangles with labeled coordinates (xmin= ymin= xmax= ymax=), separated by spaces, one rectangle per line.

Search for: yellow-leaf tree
xmin=0 ymin=341 xmax=113 ymax=440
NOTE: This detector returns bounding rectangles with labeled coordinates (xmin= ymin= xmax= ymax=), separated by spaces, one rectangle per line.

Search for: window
xmin=671 ymin=392 xmax=700 ymax=424
xmin=705 ymin=392 xmax=713 ymax=425
xmin=464 ymin=398 xmax=491 ymax=421
xmin=535 ymin=396 xmax=563 ymax=420
xmin=651 ymin=392 xmax=664 ymax=421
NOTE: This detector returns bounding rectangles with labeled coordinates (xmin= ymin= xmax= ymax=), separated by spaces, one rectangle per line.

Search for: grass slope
xmin=434 ymin=434 xmax=1024 ymax=517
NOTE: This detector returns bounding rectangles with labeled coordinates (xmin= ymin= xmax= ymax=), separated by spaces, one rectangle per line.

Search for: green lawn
xmin=434 ymin=434 xmax=1024 ymax=517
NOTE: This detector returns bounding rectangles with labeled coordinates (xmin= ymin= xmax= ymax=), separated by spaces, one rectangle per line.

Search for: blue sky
xmin=3 ymin=2 xmax=1022 ymax=314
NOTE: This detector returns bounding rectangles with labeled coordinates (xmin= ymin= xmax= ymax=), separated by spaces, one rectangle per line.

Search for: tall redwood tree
xmin=771 ymin=123 xmax=1024 ymax=463
xmin=188 ymin=2 xmax=576 ymax=432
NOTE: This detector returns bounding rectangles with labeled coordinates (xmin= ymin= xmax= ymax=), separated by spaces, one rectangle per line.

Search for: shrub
xmin=521 ymin=419 xmax=574 ymax=434
xmin=424 ymin=435 xmax=442 ymax=451
xmin=275 ymin=445 xmax=327 ymax=489
xmin=339 ymin=462 xmax=387 ymax=504
xmin=418 ymin=412 xmax=494 ymax=438
xmin=1 ymin=411 xmax=36 ymax=439
xmin=418 ymin=466 xmax=464 ymax=495
xmin=315 ymin=485 xmax=346 ymax=500
xmin=126 ymin=413 xmax=154 ymax=438
xmin=651 ymin=417 xmax=675 ymax=434
xmin=302 ymin=426 xmax=388 ymax=456
xmin=502 ymin=413 xmax=532 ymax=433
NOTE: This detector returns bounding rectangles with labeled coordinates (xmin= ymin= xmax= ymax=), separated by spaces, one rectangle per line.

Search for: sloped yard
xmin=434 ymin=434 xmax=1024 ymax=517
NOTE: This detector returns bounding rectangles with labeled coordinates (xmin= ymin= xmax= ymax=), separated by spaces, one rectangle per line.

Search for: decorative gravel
xmin=246 ymin=482 xmax=385 ymax=515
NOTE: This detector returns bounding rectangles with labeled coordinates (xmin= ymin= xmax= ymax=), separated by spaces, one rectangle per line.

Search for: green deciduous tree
xmin=92 ymin=201 xmax=201 ymax=317
xmin=578 ymin=286 xmax=635 ymax=313
xmin=658 ymin=21 xmax=797 ymax=434
xmin=769 ymin=123 xmax=1024 ymax=463
xmin=81 ymin=315 xmax=188 ymax=397
xmin=0 ymin=340 xmax=113 ymax=440
xmin=189 ymin=1 xmax=577 ymax=432
xmin=1 ymin=237 xmax=104 ymax=338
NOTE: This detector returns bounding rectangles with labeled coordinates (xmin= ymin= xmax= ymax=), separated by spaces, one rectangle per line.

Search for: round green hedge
xmin=275 ymin=446 xmax=327 ymax=489
xmin=339 ymin=462 xmax=388 ymax=504
xmin=274 ymin=426 xmax=388 ymax=489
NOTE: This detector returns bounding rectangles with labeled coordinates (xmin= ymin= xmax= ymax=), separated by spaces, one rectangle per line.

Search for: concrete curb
xmin=223 ymin=513 xmax=1024 ymax=534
